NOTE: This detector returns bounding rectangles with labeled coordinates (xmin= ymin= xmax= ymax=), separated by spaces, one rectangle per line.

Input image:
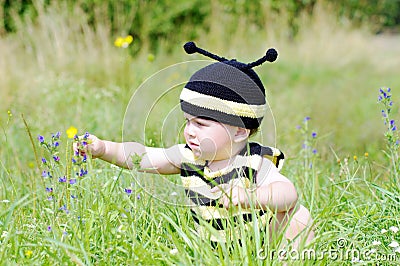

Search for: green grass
xmin=1 ymin=1 xmax=400 ymax=265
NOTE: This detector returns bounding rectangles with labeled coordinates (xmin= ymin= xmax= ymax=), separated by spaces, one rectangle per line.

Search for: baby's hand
xmin=74 ymin=134 xmax=106 ymax=159
xmin=210 ymin=180 xmax=254 ymax=209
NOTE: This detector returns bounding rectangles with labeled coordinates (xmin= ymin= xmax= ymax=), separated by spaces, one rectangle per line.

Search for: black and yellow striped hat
xmin=180 ymin=42 xmax=278 ymax=129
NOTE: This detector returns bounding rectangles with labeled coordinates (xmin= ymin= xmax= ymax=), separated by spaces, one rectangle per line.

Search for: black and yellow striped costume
xmin=180 ymin=142 xmax=284 ymax=242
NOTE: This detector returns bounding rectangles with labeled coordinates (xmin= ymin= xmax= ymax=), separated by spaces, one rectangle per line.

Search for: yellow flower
xmin=66 ymin=126 xmax=78 ymax=139
xmin=25 ymin=250 xmax=33 ymax=257
xmin=114 ymin=35 xmax=133 ymax=48
xmin=353 ymin=155 xmax=358 ymax=161
xmin=28 ymin=162 xmax=35 ymax=168
xmin=364 ymin=152 xmax=369 ymax=158
xmin=7 ymin=110 xmax=12 ymax=117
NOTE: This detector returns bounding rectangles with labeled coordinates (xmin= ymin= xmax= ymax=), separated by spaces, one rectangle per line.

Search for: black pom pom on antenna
xmin=246 ymin=48 xmax=278 ymax=68
xmin=183 ymin=41 xmax=198 ymax=54
xmin=265 ymin=48 xmax=278 ymax=62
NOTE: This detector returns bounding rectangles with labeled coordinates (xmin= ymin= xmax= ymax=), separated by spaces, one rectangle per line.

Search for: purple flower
xmin=42 ymin=170 xmax=48 ymax=177
xmin=137 ymin=194 xmax=141 ymax=200
xmin=59 ymin=176 xmax=67 ymax=183
xmin=47 ymin=196 xmax=53 ymax=201
xmin=311 ymin=132 xmax=317 ymax=138
xmin=47 ymin=226 xmax=52 ymax=231
xmin=83 ymin=132 xmax=90 ymax=139
xmin=69 ymin=179 xmax=77 ymax=185
xmin=53 ymin=141 xmax=59 ymax=147
xmin=82 ymin=155 xmax=87 ymax=162
xmin=79 ymin=169 xmax=88 ymax=177
xmin=46 ymin=187 xmax=53 ymax=193
xmin=53 ymin=156 xmax=60 ymax=162
xmin=38 ymin=135 xmax=45 ymax=143
xmin=72 ymin=158 xmax=77 ymax=164
xmin=304 ymin=116 xmax=311 ymax=122
xmin=41 ymin=158 xmax=47 ymax=164
xmin=312 ymin=149 xmax=317 ymax=154
xmin=124 ymin=188 xmax=132 ymax=195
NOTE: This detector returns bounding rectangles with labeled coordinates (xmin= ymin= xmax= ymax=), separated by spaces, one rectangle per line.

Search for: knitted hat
xmin=180 ymin=41 xmax=278 ymax=129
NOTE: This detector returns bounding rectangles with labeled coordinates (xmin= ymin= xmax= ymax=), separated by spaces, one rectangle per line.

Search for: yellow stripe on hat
xmin=180 ymin=88 xmax=266 ymax=118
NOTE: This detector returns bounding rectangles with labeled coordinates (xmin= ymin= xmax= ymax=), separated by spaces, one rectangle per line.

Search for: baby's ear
xmin=233 ymin=127 xmax=250 ymax=143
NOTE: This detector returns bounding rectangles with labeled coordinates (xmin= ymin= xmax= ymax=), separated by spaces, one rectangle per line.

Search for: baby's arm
xmin=79 ymin=135 xmax=181 ymax=174
xmin=212 ymin=158 xmax=297 ymax=212
xmin=253 ymin=159 xmax=298 ymax=212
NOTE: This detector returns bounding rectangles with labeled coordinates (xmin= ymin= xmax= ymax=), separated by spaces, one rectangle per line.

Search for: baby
xmin=79 ymin=42 xmax=314 ymax=247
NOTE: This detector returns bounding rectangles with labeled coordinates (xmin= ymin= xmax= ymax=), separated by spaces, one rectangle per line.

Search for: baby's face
xmin=183 ymin=113 xmax=237 ymax=161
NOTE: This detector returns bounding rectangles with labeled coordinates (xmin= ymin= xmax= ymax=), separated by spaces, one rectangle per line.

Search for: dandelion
xmin=364 ymin=152 xmax=369 ymax=158
xmin=114 ymin=35 xmax=133 ymax=48
xmin=388 ymin=240 xmax=399 ymax=248
xmin=353 ymin=155 xmax=358 ymax=161
xmin=66 ymin=126 xmax=78 ymax=139
xmin=389 ymin=226 xmax=399 ymax=233
xmin=25 ymin=250 xmax=33 ymax=258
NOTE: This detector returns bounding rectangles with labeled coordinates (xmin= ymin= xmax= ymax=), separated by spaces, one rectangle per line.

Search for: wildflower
xmin=69 ymin=179 xmax=77 ymax=185
xmin=114 ymin=35 xmax=133 ymax=48
xmin=372 ymin=240 xmax=381 ymax=246
xmin=79 ymin=169 xmax=88 ymax=177
xmin=83 ymin=132 xmax=90 ymax=139
xmin=53 ymin=155 xmax=60 ymax=162
xmin=28 ymin=162 xmax=35 ymax=168
xmin=7 ymin=110 xmax=12 ymax=117
xmin=45 ymin=187 xmax=53 ymax=193
xmin=72 ymin=158 xmax=77 ymax=164
xmin=38 ymin=135 xmax=45 ymax=143
xmin=170 ymin=248 xmax=179 ymax=255
xmin=364 ymin=152 xmax=369 ymax=158
xmin=47 ymin=226 xmax=52 ymax=231
xmin=25 ymin=250 xmax=33 ymax=258
xmin=353 ymin=155 xmax=358 ymax=161
xmin=137 ymin=194 xmax=141 ymax=200
xmin=47 ymin=196 xmax=53 ymax=201
xmin=66 ymin=126 xmax=78 ymax=139
xmin=312 ymin=149 xmax=317 ymax=154
xmin=41 ymin=158 xmax=47 ymax=164
xmin=147 ymin=53 xmax=155 ymax=62
xmin=42 ymin=170 xmax=48 ymax=177
xmin=311 ymin=132 xmax=317 ymax=138
xmin=389 ymin=226 xmax=399 ymax=233
xmin=1 ymin=231 xmax=8 ymax=238
xmin=389 ymin=240 xmax=399 ymax=248
xmin=304 ymin=116 xmax=311 ymax=122
xmin=124 ymin=188 xmax=132 ymax=195
xmin=58 ymin=176 xmax=67 ymax=183
xmin=53 ymin=141 xmax=59 ymax=147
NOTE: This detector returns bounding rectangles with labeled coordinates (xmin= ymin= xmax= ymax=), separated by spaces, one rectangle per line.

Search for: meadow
xmin=0 ymin=1 xmax=400 ymax=265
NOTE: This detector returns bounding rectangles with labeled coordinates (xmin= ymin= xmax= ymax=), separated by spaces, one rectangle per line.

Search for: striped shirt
xmin=180 ymin=142 xmax=284 ymax=242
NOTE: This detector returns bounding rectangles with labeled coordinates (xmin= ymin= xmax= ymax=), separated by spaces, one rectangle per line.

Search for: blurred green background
xmin=1 ymin=0 xmax=400 ymax=166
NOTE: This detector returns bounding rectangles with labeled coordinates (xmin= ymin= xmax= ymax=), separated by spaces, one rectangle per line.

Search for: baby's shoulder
xmin=248 ymin=142 xmax=285 ymax=171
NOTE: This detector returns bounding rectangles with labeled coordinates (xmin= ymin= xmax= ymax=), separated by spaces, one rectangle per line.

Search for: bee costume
xmin=179 ymin=42 xmax=284 ymax=242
